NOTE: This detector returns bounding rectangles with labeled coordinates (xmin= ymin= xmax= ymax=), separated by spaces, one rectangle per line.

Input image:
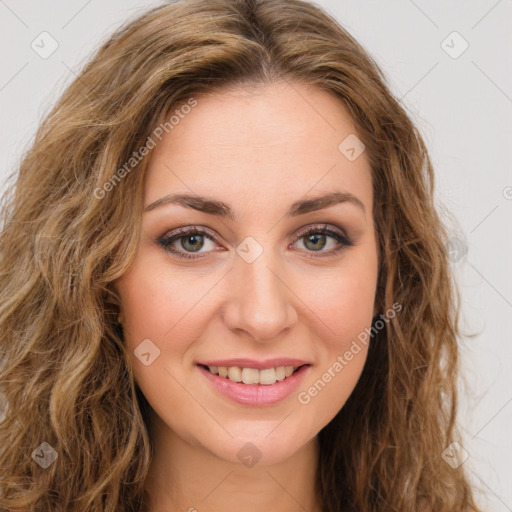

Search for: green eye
xmin=157 ymin=227 xmax=216 ymax=259
xmin=157 ymin=224 xmax=353 ymax=260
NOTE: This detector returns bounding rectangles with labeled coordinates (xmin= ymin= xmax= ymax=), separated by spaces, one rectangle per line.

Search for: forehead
xmin=144 ymin=81 xmax=373 ymax=215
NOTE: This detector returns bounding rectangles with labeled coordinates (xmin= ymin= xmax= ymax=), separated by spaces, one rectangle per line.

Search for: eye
xmin=157 ymin=226 xmax=219 ymax=259
xmin=291 ymin=223 xmax=354 ymax=257
xmin=157 ymin=223 xmax=354 ymax=260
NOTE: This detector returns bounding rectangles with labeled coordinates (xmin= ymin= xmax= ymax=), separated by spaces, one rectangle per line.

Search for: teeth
xmin=206 ymin=365 xmax=301 ymax=385
xmin=227 ymin=366 xmax=242 ymax=382
xmin=275 ymin=366 xmax=286 ymax=381
xmin=258 ymin=368 xmax=276 ymax=385
xmin=241 ymin=368 xmax=259 ymax=385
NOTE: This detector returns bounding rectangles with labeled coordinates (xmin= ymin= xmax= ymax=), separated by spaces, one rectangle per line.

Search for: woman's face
xmin=115 ymin=81 xmax=379 ymax=466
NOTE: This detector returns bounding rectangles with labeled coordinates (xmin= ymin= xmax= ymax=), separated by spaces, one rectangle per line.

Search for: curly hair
xmin=0 ymin=0 xmax=480 ymax=510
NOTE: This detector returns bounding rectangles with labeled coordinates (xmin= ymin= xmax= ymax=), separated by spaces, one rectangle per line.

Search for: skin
xmin=115 ymin=80 xmax=379 ymax=512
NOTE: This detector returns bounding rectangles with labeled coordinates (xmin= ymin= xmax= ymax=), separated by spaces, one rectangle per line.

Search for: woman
xmin=0 ymin=0 xmax=481 ymax=510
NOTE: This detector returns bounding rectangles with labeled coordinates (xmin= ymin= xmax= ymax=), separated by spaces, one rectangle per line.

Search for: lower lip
xmin=197 ymin=365 xmax=310 ymax=406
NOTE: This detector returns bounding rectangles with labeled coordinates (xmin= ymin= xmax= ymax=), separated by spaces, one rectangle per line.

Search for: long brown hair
xmin=0 ymin=0 xmax=480 ymax=510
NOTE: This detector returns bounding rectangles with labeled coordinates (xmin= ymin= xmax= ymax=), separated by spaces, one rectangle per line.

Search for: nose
xmin=222 ymin=250 xmax=298 ymax=342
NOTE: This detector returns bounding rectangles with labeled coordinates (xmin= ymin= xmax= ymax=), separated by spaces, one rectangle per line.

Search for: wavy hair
xmin=0 ymin=0 xmax=480 ymax=510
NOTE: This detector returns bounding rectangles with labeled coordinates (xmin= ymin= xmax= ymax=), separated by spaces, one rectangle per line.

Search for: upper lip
xmin=197 ymin=358 xmax=311 ymax=369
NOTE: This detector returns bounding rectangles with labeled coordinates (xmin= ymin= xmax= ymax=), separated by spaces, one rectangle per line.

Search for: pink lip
xmin=197 ymin=363 xmax=311 ymax=406
xmin=197 ymin=358 xmax=310 ymax=370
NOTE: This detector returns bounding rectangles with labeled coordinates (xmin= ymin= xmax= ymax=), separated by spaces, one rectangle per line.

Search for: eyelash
xmin=156 ymin=224 xmax=354 ymax=260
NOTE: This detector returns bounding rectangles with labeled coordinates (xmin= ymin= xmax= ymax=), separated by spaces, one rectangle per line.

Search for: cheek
xmin=116 ymin=260 xmax=208 ymax=415
xmin=300 ymin=345 xmax=368 ymax=432
xmin=292 ymin=256 xmax=376 ymax=425
xmin=117 ymin=258 xmax=211 ymax=350
xmin=296 ymin=255 xmax=377 ymax=347
xmin=311 ymin=277 xmax=374 ymax=332
xmin=296 ymin=286 xmax=371 ymax=432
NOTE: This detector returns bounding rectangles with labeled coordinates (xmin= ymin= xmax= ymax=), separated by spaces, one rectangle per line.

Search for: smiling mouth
xmin=198 ymin=364 xmax=307 ymax=386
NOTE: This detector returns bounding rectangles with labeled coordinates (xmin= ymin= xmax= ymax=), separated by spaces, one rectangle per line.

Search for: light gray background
xmin=1 ymin=1 xmax=511 ymax=510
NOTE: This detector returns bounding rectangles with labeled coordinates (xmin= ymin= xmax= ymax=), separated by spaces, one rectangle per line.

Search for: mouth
xmin=196 ymin=360 xmax=312 ymax=406
xmin=197 ymin=363 xmax=308 ymax=386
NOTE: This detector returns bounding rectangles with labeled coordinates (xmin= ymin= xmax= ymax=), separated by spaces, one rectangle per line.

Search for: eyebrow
xmin=143 ymin=191 xmax=366 ymax=219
